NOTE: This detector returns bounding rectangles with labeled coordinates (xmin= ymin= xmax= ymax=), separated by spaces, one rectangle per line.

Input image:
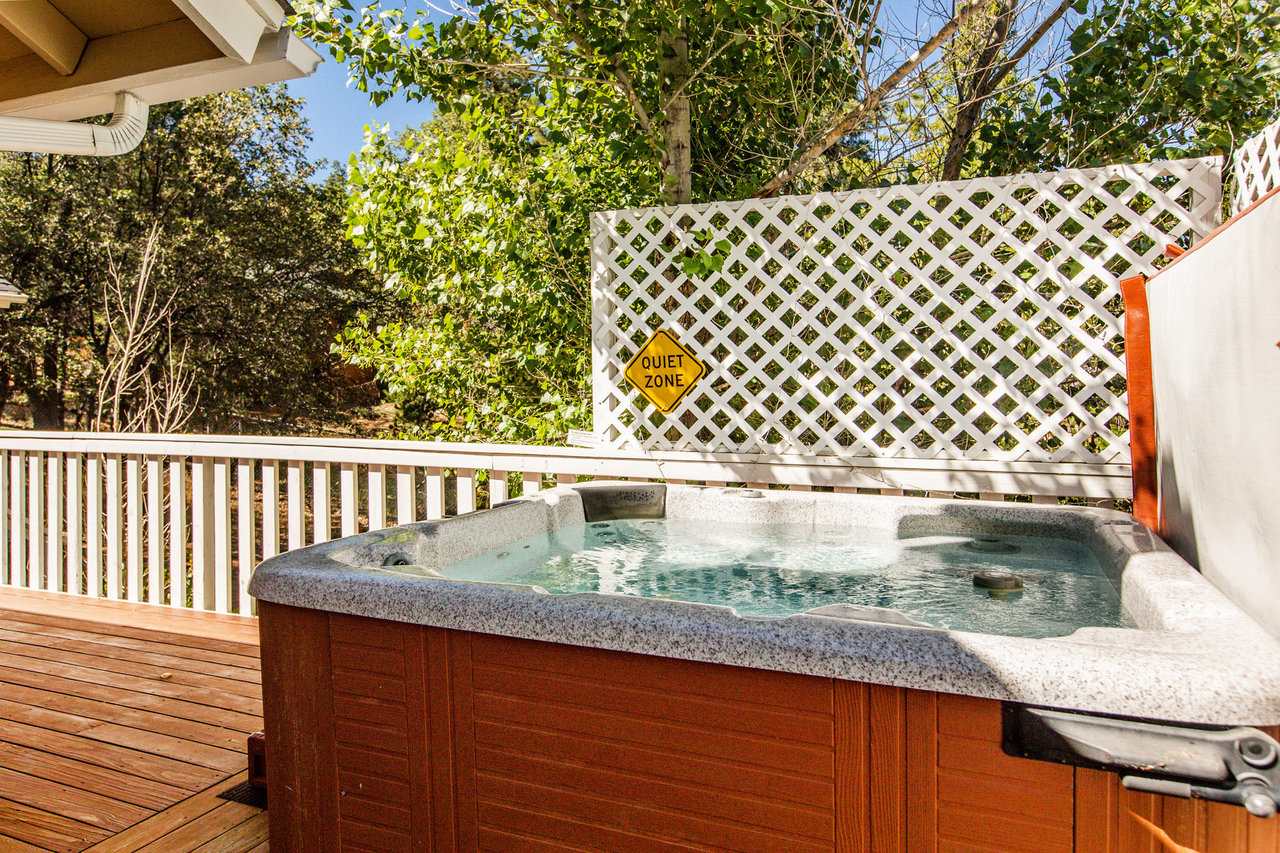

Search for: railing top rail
xmin=0 ymin=430 xmax=1125 ymax=471
xmin=0 ymin=431 xmax=1131 ymax=496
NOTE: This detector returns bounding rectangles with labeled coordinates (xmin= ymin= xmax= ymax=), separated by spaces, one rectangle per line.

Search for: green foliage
xmin=677 ymin=230 xmax=732 ymax=279
xmin=978 ymin=0 xmax=1280 ymax=171
xmin=301 ymin=0 xmax=1280 ymax=446
xmin=335 ymin=102 xmax=654 ymax=442
xmin=0 ymin=86 xmax=384 ymax=432
xmin=293 ymin=0 xmax=878 ymax=201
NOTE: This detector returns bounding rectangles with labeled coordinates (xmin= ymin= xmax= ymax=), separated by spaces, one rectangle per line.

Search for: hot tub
xmin=249 ymin=483 xmax=1280 ymax=852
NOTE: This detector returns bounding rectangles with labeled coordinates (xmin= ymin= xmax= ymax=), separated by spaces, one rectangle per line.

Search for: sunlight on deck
xmin=0 ymin=589 xmax=265 ymax=853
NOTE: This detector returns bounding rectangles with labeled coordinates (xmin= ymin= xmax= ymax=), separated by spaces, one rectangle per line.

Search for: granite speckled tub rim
xmin=248 ymin=482 xmax=1280 ymax=726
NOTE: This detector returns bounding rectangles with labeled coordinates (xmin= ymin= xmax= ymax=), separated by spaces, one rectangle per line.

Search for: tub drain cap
xmin=973 ymin=570 xmax=1023 ymax=591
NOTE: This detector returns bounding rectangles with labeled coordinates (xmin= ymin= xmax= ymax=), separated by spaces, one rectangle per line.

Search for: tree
xmin=295 ymin=0 xmax=1084 ymax=202
xmin=335 ymin=103 xmax=653 ymax=442
xmin=0 ymin=86 xmax=386 ymax=432
xmin=976 ymin=0 xmax=1280 ymax=173
xmin=302 ymin=0 xmax=1280 ymax=444
xmin=937 ymin=0 xmax=1077 ymax=180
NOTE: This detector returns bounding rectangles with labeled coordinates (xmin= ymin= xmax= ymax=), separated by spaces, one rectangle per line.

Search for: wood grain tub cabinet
xmin=249 ymin=483 xmax=1280 ymax=852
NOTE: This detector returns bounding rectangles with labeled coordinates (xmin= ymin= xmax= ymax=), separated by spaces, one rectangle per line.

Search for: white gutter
xmin=0 ymin=92 xmax=148 ymax=156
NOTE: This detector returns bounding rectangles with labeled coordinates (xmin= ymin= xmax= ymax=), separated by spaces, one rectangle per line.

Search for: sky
xmin=287 ymin=56 xmax=432 ymax=172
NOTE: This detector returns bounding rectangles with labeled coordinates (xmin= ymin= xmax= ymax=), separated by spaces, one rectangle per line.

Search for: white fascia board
xmin=170 ymin=0 xmax=274 ymax=63
xmin=0 ymin=293 xmax=30 ymax=308
xmin=124 ymin=29 xmax=323 ymax=104
xmin=243 ymin=0 xmax=290 ymax=30
xmin=3 ymin=31 xmax=322 ymax=122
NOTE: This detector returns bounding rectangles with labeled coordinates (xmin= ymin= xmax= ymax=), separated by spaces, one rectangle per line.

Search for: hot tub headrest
xmin=573 ymin=483 xmax=666 ymax=522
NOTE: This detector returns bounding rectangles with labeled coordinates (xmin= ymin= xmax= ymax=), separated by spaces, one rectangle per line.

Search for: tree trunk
xmin=941 ymin=0 xmax=1014 ymax=181
xmin=660 ymin=21 xmax=692 ymax=205
xmin=756 ymin=1 xmax=986 ymax=198
xmin=940 ymin=0 xmax=1074 ymax=180
xmin=0 ymin=362 xmax=9 ymax=425
xmin=29 ymin=341 xmax=63 ymax=430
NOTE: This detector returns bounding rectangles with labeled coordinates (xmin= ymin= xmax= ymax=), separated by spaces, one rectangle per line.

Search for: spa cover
xmin=1146 ymin=188 xmax=1280 ymax=638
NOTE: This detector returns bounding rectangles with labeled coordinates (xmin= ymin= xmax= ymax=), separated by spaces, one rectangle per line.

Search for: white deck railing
xmin=0 ymin=431 xmax=1129 ymax=615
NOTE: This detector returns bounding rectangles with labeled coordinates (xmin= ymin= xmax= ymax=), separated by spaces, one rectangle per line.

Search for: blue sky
xmin=287 ymin=56 xmax=432 ymax=172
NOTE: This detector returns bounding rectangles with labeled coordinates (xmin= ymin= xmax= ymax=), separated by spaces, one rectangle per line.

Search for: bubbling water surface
xmin=439 ymin=519 xmax=1131 ymax=638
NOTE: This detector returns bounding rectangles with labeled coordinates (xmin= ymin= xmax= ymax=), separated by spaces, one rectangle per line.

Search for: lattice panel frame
xmin=592 ymin=158 xmax=1222 ymax=461
xmin=1231 ymin=118 xmax=1280 ymax=214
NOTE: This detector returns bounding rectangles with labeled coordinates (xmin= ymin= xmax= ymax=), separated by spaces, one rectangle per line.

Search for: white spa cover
xmin=1147 ymin=189 xmax=1280 ymax=639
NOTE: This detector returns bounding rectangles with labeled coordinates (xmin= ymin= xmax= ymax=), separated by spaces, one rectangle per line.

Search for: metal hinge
xmin=1003 ymin=704 xmax=1280 ymax=818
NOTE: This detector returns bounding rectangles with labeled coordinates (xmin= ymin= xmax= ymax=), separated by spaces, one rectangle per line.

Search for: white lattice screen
xmin=1231 ymin=118 xmax=1280 ymax=214
xmin=591 ymin=158 xmax=1222 ymax=463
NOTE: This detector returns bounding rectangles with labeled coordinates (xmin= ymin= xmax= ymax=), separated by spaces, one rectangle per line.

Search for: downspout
xmin=0 ymin=92 xmax=148 ymax=156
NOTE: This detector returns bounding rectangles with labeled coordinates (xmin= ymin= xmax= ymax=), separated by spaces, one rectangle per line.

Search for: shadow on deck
xmin=0 ymin=589 xmax=266 ymax=853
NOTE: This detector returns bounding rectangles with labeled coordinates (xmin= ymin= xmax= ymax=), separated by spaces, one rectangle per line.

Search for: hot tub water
xmin=440 ymin=519 xmax=1131 ymax=638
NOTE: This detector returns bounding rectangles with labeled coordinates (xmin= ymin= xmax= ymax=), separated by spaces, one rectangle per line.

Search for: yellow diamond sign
xmin=624 ymin=329 xmax=708 ymax=414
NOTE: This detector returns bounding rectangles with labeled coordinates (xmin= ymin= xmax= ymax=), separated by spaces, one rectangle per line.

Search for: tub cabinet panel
xmin=260 ymin=604 xmax=1280 ymax=853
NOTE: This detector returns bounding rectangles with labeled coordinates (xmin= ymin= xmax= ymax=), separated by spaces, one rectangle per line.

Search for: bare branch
xmin=756 ymin=0 xmax=987 ymax=198
xmin=94 ymin=224 xmax=197 ymax=433
xmin=941 ymin=0 xmax=1074 ymax=179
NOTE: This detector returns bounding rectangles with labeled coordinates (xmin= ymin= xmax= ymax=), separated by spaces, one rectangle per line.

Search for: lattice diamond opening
xmin=591 ymin=158 xmax=1222 ymax=462
xmin=1232 ymin=117 xmax=1280 ymax=214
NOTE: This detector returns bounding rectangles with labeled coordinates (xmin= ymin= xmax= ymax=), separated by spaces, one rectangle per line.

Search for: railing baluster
xmin=9 ymin=453 xmax=23 ymax=587
xmin=313 ymin=463 xmax=331 ymax=544
xmin=489 ymin=470 xmax=509 ymax=507
xmin=0 ymin=434 xmax=1134 ymax=614
xmin=396 ymin=466 xmax=414 ymax=525
xmin=168 ymin=458 xmax=186 ymax=608
xmin=339 ymin=462 xmax=356 ymax=536
xmin=66 ymin=454 xmax=82 ymax=595
xmin=125 ymin=454 xmax=142 ymax=602
xmin=238 ymin=459 xmax=256 ymax=615
xmin=213 ymin=458 xmax=232 ymax=613
xmin=192 ymin=457 xmax=215 ymax=611
xmin=0 ymin=452 xmax=8 ymax=584
xmin=368 ymin=464 xmax=386 ymax=530
xmin=28 ymin=453 xmax=43 ymax=589
xmin=146 ymin=457 xmax=162 ymax=605
xmin=105 ymin=454 xmax=122 ymax=599
xmin=456 ymin=468 xmax=476 ymax=515
xmin=86 ymin=455 xmax=102 ymax=598
xmin=287 ymin=460 xmax=304 ymax=550
xmin=262 ymin=460 xmax=280 ymax=561
xmin=46 ymin=452 xmax=62 ymax=592
xmin=425 ymin=467 xmax=444 ymax=520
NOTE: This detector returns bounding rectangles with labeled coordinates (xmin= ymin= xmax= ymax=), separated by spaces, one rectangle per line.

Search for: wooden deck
xmin=0 ymin=589 xmax=266 ymax=853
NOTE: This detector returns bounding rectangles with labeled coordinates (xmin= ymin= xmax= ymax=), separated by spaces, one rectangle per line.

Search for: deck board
xmin=0 ymin=590 xmax=267 ymax=853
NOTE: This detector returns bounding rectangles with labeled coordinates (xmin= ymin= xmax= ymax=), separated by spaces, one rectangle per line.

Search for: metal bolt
xmin=1239 ymin=736 xmax=1278 ymax=769
xmin=1242 ymin=786 xmax=1277 ymax=819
